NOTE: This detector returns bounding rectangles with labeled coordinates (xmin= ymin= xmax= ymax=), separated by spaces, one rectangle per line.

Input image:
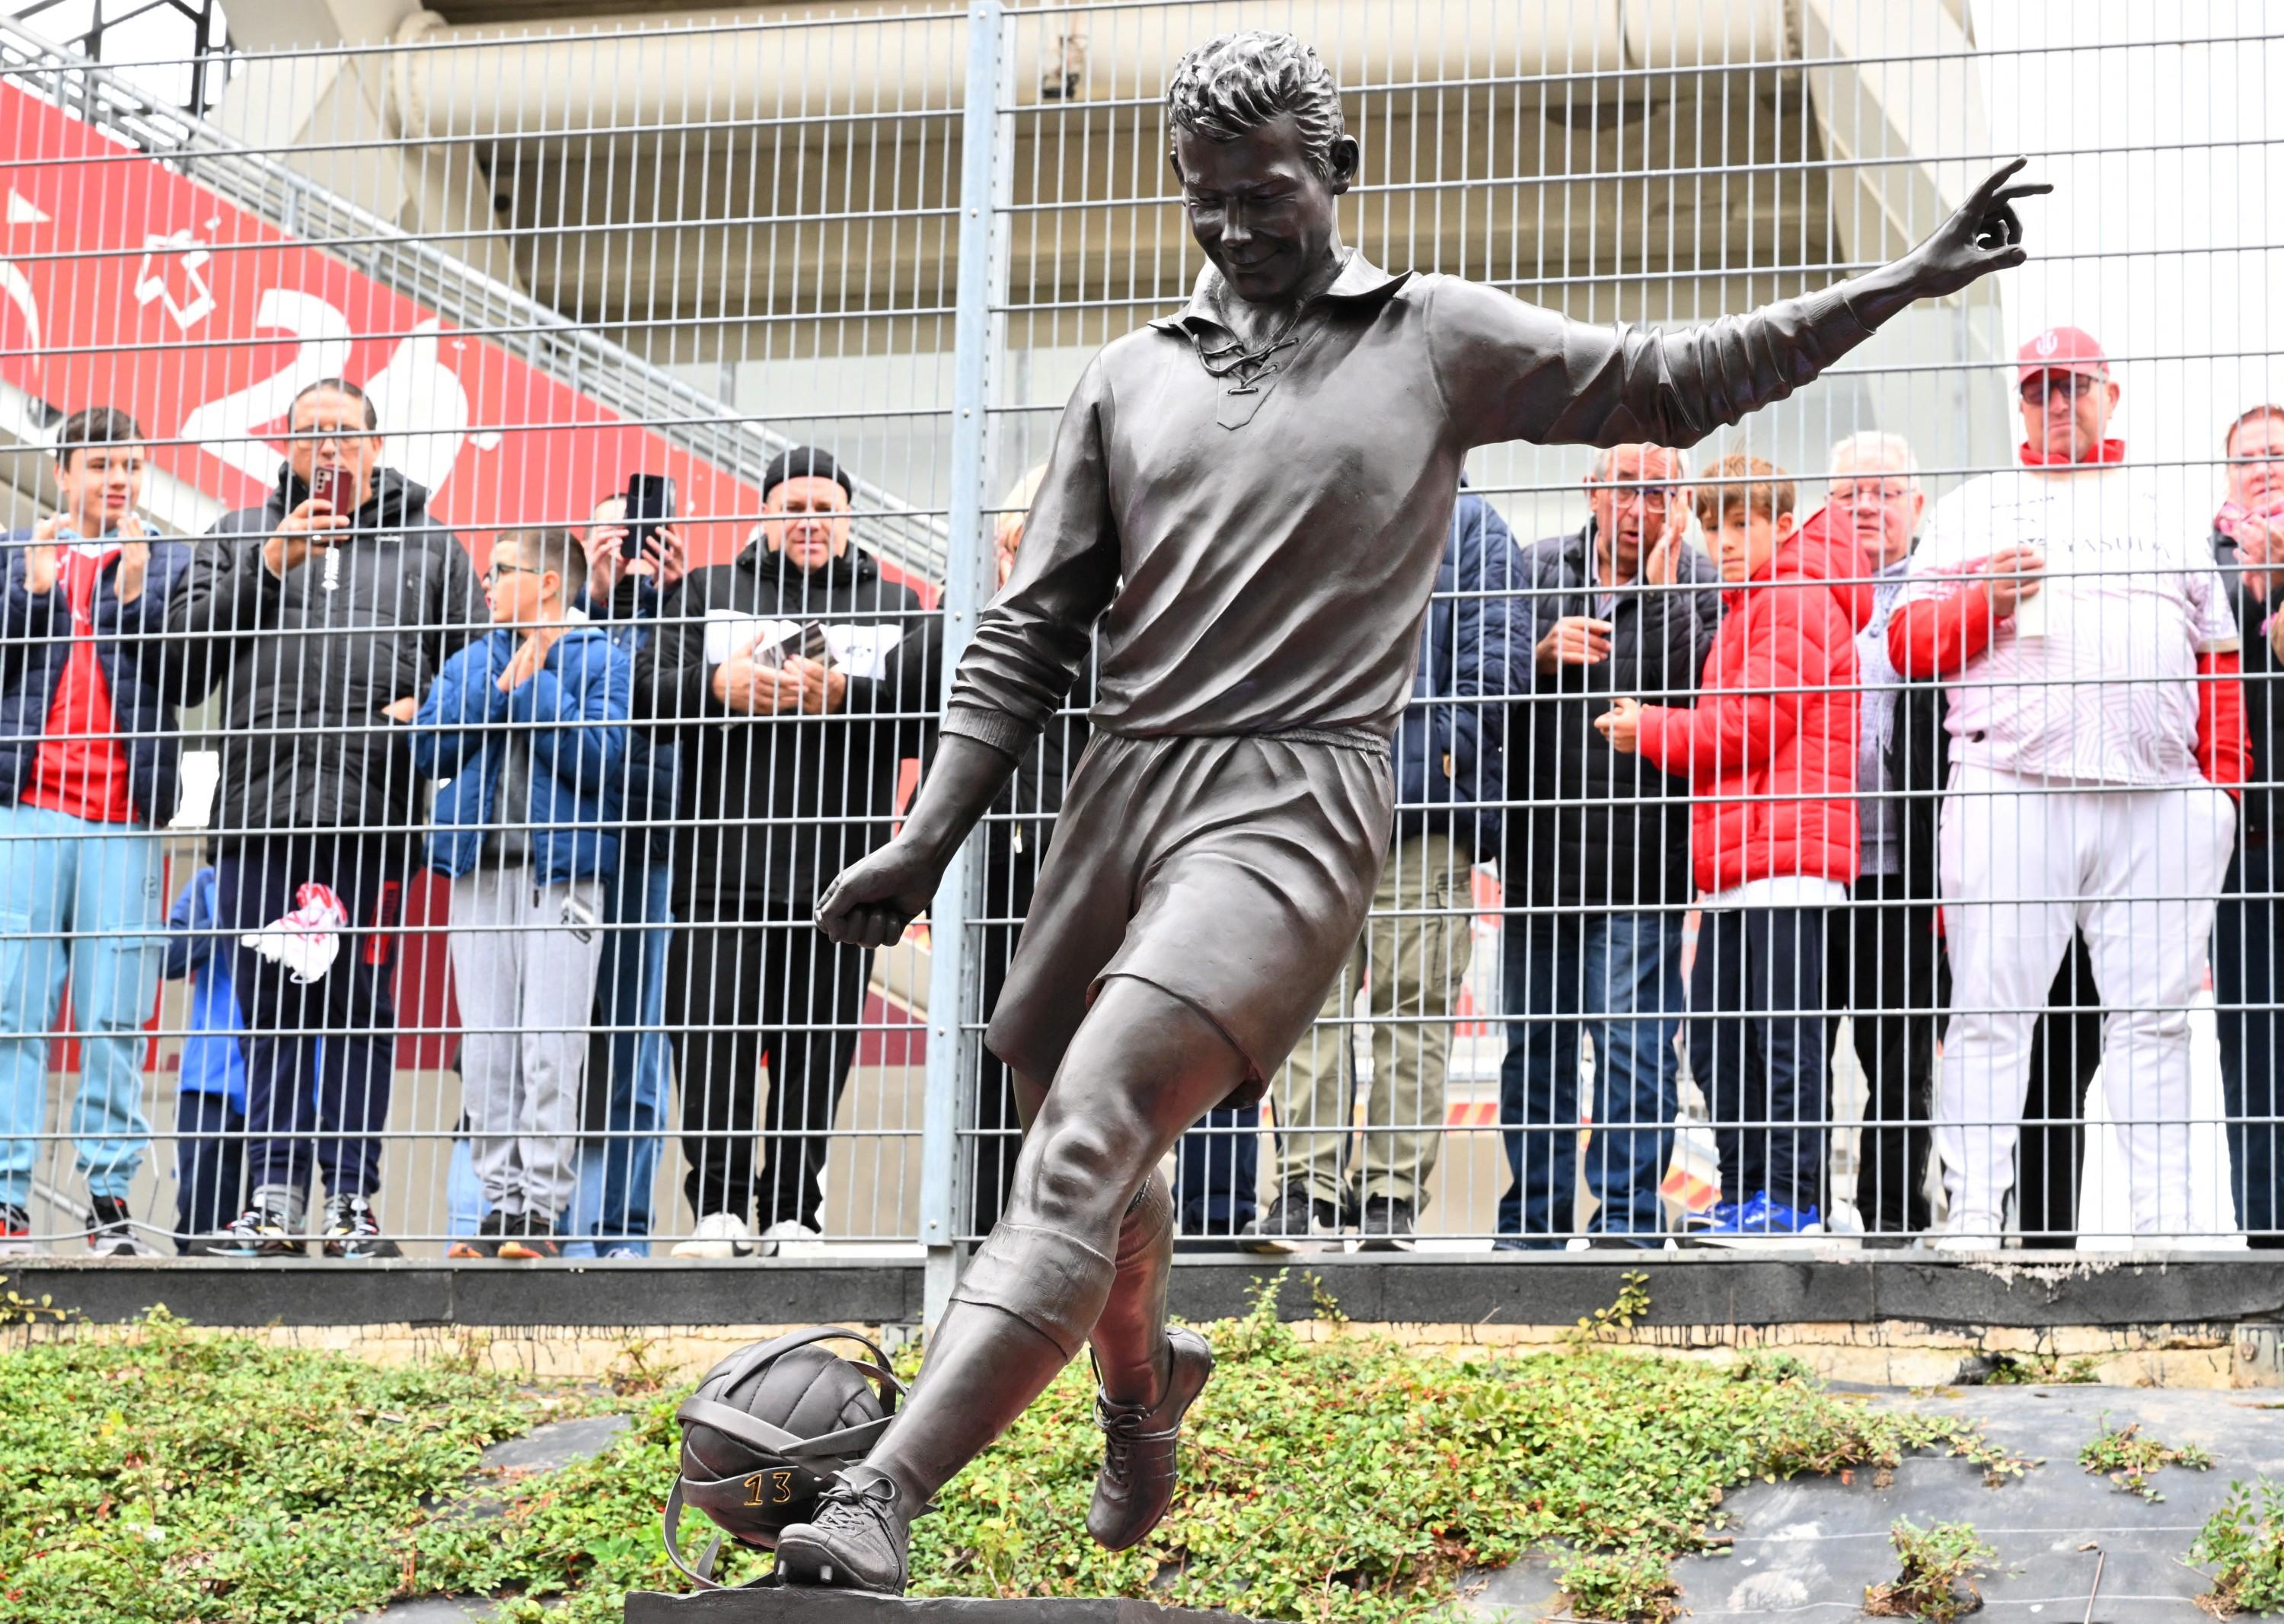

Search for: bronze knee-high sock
xmin=861 ymin=1224 xmax=1117 ymax=1510
xmin=1089 ymin=1172 xmax=1175 ymax=1407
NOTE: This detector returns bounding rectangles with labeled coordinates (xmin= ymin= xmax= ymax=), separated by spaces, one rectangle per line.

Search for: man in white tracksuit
xmin=1888 ymin=324 xmax=2247 ymax=1249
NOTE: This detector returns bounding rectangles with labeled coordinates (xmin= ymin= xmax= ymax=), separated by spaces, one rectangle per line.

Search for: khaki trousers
xmin=1271 ymin=831 xmax=1474 ymax=1208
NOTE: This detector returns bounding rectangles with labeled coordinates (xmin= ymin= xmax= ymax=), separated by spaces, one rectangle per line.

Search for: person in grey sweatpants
xmin=411 ymin=528 xmax=632 ymax=1259
xmin=448 ymin=869 xmax=608 ymax=1246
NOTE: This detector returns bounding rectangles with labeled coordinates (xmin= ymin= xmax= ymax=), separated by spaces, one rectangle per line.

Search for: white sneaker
xmin=758 ymin=1219 xmax=821 ymax=1257
xmin=670 ymin=1212 xmax=754 ymax=1259
xmin=1930 ymin=1214 xmax=2004 ymax=1255
xmin=2132 ymin=1232 xmax=2225 ymax=1254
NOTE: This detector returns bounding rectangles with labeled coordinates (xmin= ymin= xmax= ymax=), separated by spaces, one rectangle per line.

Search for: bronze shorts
xmin=985 ymin=729 xmax=1394 ymax=1102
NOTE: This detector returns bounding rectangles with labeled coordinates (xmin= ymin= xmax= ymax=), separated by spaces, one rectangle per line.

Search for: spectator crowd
xmin=3 ymin=327 xmax=2282 ymax=1259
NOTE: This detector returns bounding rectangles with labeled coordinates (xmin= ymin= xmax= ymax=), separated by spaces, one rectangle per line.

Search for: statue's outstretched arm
xmin=1436 ymin=158 xmax=2051 ymax=451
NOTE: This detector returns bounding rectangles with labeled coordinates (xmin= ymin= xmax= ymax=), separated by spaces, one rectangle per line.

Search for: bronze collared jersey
xmin=943 ymin=253 xmax=1879 ymax=757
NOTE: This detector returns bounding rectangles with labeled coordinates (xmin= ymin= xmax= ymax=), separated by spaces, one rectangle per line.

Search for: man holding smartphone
xmin=641 ymin=446 xmax=923 ymax=1258
xmin=171 ymin=376 xmax=486 ymax=1260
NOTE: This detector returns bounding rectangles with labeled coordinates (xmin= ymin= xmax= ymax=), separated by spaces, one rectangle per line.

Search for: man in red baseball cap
xmin=2017 ymin=325 xmax=2123 ymax=466
xmin=1887 ymin=323 xmax=2247 ymax=1252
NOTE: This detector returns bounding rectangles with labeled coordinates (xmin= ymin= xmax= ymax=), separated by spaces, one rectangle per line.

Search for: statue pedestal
xmin=626 ymin=1590 xmax=1249 ymax=1624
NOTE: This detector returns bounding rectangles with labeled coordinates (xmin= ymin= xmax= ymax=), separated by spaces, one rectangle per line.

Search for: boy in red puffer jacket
xmin=1600 ymin=455 xmax=1872 ymax=1237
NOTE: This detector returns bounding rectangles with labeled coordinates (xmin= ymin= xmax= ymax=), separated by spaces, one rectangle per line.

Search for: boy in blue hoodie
xmin=162 ymin=865 xmax=247 ymax=1252
xmin=413 ymin=528 xmax=630 ymax=1259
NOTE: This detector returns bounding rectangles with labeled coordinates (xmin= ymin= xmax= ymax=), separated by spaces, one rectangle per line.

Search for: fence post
xmin=920 ymin=0 xmax=1006 ymax=1330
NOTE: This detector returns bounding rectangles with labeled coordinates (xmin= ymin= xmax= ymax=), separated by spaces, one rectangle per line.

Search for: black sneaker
xmin=321 ymin=1195 xmax=401 ymax=1259
xmin=499 ymin=1213 xmax=561 ymax=1261
xmin=446 ymin=1209 xmax=511 ymax=1259
xmin=1239 ymin=1184 xmax=1335 ymax=1254
xmin=86 ymin=1195 xmax=161 ymax=1258
xmin=212 ymin=1204 xmax=304 ymax=1259
xmin=1357 ymin=1195 xmax=1415 ymax=1252
xmin=0 ymin=1201 xmax=34 ymax=1257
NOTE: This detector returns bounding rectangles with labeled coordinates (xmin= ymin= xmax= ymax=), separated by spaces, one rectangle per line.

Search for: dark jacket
xmin=1886 ymin=662 xmax=1954 ymax=904
xmin=410 ymin=624 xmax=633 ymax=884
xmin=167 ymin=466 xmax=485 ymax=844
xmin=1506 ymin=519 xmax=1724 ymax=908
xmin=641 ymin=538 xmax=925 ymax=917
xmin=583 ymin=576 xmax=683 ymax=865
xmin=2215 ymin=528 xmax=2282 ymax=844
xmin=1395 ymin=490 xmax=1526 ymax=859
xmin=0 ymin=532 xmax=192 ymax=825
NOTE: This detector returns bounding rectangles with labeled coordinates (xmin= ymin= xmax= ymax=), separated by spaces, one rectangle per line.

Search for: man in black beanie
xmin=641 ymin=445 xmax=923 ymax=1256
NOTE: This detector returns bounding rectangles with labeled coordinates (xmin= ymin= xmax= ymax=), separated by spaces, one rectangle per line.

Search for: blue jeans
xmin=1688 ymin=907 xmax=1829 ymax=1214
xmin=2218 ymin=838 xmax=2284 ymax=1244
xmin=1497 ymin=911 xmax=1683 ymax=1246
xmin=1173 ymin=1105 xmax=1259 ymax=1239
xmin=447 ymin=1134 xmax=484 ymax=1234
xmin=565 ymin=859 xmax=672 ymax=1257
xmin=0 ymin=804 xmax=161 ymax=1209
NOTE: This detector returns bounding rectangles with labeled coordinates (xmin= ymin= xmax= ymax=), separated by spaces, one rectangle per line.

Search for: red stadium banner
xmin=0 ymin=79 xmax=764 ymax=557
xmin=0 ymin=83 xmax=928 ymax=1070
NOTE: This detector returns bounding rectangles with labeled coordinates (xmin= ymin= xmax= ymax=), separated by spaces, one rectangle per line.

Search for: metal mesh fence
xmin=0 ymin=2 xmax=2278 ymax=1272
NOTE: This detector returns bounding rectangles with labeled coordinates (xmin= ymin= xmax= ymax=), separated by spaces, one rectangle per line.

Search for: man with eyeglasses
xmin=1495 ymin=442 xmax=1723 ymax=1248
xmin=2212 ymin=404 xmax=2284 ymax=1245
xmin=1889 ymin=326 xmax=2246 ymax=1251
xmin=1820 ymin=431 xmax=1943 ymax=1241
xmin=171 ymin=377 xmax=486 ymax=1259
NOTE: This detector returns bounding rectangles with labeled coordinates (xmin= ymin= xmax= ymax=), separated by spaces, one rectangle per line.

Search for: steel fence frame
xmin=0 ymin=3 xmax=2277 ymax=1290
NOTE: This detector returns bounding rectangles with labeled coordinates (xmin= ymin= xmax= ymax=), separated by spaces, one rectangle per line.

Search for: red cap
xmin=2018 ymin=325 xmax=2110 ymax=384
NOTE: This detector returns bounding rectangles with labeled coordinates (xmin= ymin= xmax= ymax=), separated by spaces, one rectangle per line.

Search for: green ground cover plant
xmin=2191 ymin=1477 xmax=2284 ymax=1616
xmin=2077 ymin=1416 xmax=2212 ymax=1502
xmin=1 ymin=1281 xmax=2034 ymax=1624
xmin=0 ymin=1307 xmax=541 ymax=1623
xmin=1979 ymin=1351 xmax=2101 ymax=1386
xmin=1863 ymin=1517 xmax=1996 ymax=1622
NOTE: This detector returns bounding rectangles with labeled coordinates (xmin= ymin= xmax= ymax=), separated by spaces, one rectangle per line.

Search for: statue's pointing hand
xmin=1906 ymin=158 xmax=2053 ymax=298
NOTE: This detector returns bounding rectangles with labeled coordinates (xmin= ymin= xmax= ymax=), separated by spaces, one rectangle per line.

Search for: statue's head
xmin=1166 ymin=30 xmax=1359 ymax=305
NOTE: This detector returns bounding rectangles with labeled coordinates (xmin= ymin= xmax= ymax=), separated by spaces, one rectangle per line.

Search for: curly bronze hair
xmin=1165 ymin=31 xmax=1347 ymax=180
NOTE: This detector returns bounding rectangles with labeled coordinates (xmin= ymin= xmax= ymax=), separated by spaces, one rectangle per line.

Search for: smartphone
xmin=624 ymin=473 xmax=676 ymax=561
xmin=313 ymin=465 xmax=356 ymax=522
xmin=796 ymin=620 xmax=837 ymax=666
xmin=754 ymin=620 xmax=837 ymax=671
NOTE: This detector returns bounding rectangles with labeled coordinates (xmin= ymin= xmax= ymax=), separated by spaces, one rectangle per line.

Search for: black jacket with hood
xmin=640 ymin=535 xmax=926 ymax=917
xmin=167 ymin=465 xmax=486 ymax=845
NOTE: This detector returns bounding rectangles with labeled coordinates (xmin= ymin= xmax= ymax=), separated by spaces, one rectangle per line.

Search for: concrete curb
xmin=7 ymin=1253 xmax=2284 ymax=1331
